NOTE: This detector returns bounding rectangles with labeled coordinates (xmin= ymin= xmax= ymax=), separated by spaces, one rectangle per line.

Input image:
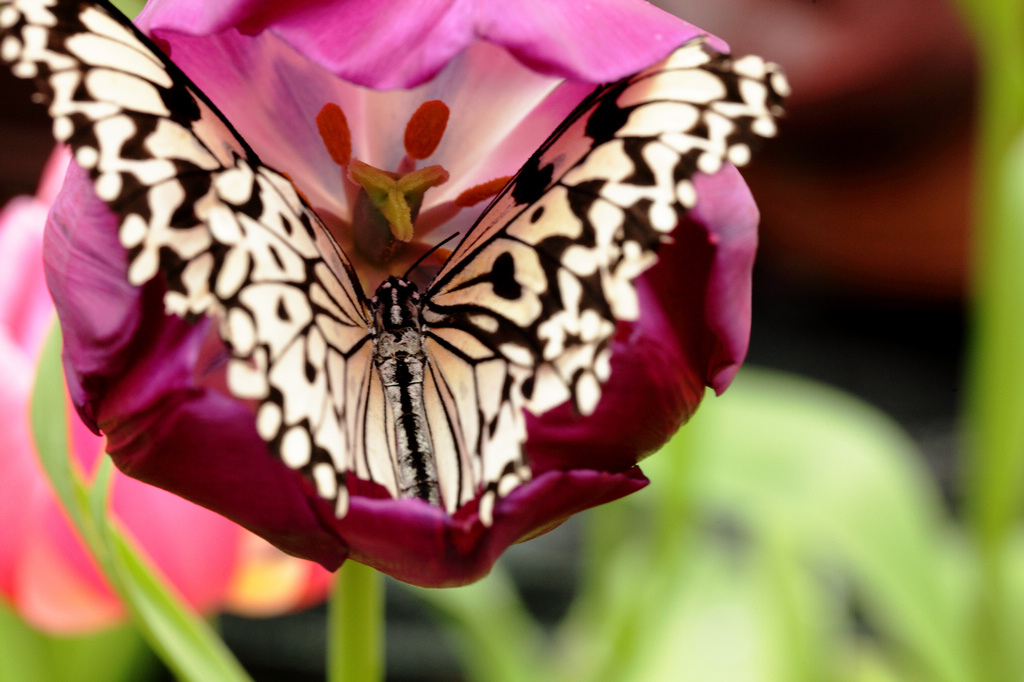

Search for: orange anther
xmin=404 ymin=100 xmax=449 ymax=160
xmin=316 ymin=103 xmax=352 ymax=167
xmin=454 ymin=176 xmax=512 ymax=208
xmin=424 ymin=247 xmax=453 ymax=266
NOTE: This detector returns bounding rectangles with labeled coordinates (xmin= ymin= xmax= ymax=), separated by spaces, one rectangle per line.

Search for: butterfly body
xmin=369 ymin=277 xmax=440 ymax=506
xmin=1 ymin=0 xmax=786 ymax=525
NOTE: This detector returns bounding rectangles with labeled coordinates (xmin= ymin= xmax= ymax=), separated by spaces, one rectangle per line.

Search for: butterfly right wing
xmin=421 ymin=38 xmax=786 ymax=521
xmin=0 ymin=0 xmax=397 ymax=515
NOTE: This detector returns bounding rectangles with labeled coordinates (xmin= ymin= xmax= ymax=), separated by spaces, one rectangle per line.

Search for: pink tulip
xmin=0 ymin=151 xmax=332 ymax=632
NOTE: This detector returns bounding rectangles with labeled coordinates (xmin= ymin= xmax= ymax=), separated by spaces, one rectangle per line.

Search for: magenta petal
xmin=477 ymin=0 xmax=719 ymax=84
xmin=43 ymin=165 xmax=141 ymax=430
xmin=646 ymin=165 xmax=759 ymax=395
xmin=0 ymin=199 xmax=51 ymax=355
xmin=141 ymin=0 xmax=476 ymax=89
xmin=325 ymin=468 xmax=647 ymax=587
xmin=141 ymin=0 xmax=715 ymax=89
xmin=526 ymin=167 xmax=758 ymax=473
xmin=526 ymin=281 xmax=692 ymax=475
xmin=95 ymin=321 xmax=348 ymax=571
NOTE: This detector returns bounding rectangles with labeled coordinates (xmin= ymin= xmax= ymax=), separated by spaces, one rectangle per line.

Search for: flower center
xmin=314 ymin=100 xmax=512 ymax=269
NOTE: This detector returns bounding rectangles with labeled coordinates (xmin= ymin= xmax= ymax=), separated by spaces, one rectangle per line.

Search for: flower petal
xmin=140 ymin=0 xmax=717 ymax=88
xmin=525 ymin=166 xmax=758 ymax=472
xmin=475 ymin=0 xmax=723 ymax=83
xmin=646 ymin=165 xmax=759 ymax=394
xmin=324 ymin=468 xmax=648 ymax=587
xmin=0 ymin=187 xmax=55 ymax=600
xmin=223 ymin=534 xmax=334 ymax=616
xmin=0 ymin=338 xmax=46 ymax=598
xmin=15 ymin=507 xmax=122 ymax=632
xmin=102 ymin=372 xmax=349 ymax=571
xmin=43 ymin=165 xmax=141 ymax=430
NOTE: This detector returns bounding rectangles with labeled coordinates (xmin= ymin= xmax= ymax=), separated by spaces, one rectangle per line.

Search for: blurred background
xmin=0 ymin=0 xmax=989 ymax=679
xmin=659 ymin=0 xmax=975 ymax=496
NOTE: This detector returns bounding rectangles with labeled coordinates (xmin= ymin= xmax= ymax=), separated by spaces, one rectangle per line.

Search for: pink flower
xmin=42 ymin=0 xmax=761 ymax=586
xmin=1 ymin=151 xmax=331 ymax=633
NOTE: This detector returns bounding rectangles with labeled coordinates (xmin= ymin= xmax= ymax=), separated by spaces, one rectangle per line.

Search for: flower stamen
xmin=455 ymin=176 xmax=513 ymax=208
xmin=316 ymin=103 xmax=352 ymax=167
xmin=404 ymin=100 xmax=449 ymax=160
xmin=314 ymin=100 xmax=455 ymax=265
xmin=348 ymin=159 xmax=449 ymax=242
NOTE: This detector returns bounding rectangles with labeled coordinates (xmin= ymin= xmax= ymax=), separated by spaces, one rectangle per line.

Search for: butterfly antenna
xmin=403 ymin=232 xmax=461 ymax=280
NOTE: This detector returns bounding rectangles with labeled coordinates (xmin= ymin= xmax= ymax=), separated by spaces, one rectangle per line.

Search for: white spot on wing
xmin=313 ymin=462 xmax=337 ymax=499
xmin=575 ymin=371 xmax=602 ymax=415
xmin=0 ymin=7 xmax=20 ymax=29
xmin=84 ymin=68 xmax=170 ymax=116
xmin=227 ymin=352 xmax=270 ymax=399
xmin=479 ymin=491 xmax=495 ymax=527
xmin=65 ymin=32 xmax=172 ymax=87
xmin=281 ymin=426 xmax=312 ymax=468
xmin=619 ymin=69 xmax=726 ymax=108
xmin=1 ymin=35 xmax=21 ymax=62
xmin=256 ymin=402 xmax=282 ymax=440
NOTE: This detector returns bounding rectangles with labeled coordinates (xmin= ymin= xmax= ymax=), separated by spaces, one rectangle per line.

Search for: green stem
xmin=327 ymin=562 xmax=385 ymax=682
xmin=959 ymin=0 xmax=1024 ymax=560
xmin=31 ymin=324 xmax=251 ymax=682
xmin=955 ymin=0 xmax=1024 ymax=680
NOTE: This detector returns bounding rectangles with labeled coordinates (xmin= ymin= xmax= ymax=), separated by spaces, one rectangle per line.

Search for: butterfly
xmin=1 ymin=0 xmax=787 ymax=525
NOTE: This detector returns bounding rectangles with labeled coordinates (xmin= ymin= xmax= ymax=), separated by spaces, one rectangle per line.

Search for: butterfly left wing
xmin=0 ymin=0 xmax=382 ymax=516
xmin=422 ymin=38 xmax=787 ymax=519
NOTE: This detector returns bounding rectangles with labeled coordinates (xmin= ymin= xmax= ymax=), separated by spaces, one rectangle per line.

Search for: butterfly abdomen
xmin=371 ymin=278 xmax=441 ymax=506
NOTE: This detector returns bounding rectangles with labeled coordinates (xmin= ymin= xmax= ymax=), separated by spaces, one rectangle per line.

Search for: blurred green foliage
xmin=24 ymin=327 xmax=252 ymax=682
xmin=412 ymin=370 xmax=988 ymax=681
xmin=409 ymin=0 xmax=1024 ymax=679
xmin=0 ymin=601 xmax=154 ymax=682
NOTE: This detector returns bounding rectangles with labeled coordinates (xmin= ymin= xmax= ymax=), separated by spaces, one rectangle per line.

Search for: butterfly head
xmin=371 ymin=277 xmax=423 ymax=333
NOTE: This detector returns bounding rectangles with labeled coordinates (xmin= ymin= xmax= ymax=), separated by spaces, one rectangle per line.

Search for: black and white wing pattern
xmin=421 ymin=40 xmax=786 ymax=521
xmin=1 ymin=0 xmax=787 ymax=525
xmin=0 ymin=0 xmax=374 ymax=516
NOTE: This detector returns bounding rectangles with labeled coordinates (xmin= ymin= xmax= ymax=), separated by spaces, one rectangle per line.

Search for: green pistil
xmin=348 ymin=159 xmax=448 ymax=242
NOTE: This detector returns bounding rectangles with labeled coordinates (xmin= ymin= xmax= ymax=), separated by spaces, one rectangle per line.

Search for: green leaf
xmin=617 ymin=530 xmax=838 ymax=682
xmin=404 ymin=567 xmax=543 ymax=682
xmin=29 ymin=323 xmax=81 ymax=528
xmin=48 ymin=623 xmax=156 ymax=682
xmin=962 ymin=57 xmax=1024 ymax=563
xmin=556 ymin=459 xmax=840 ymax=682
xmin=650 ymin=369 xmax=971 ymax=682
xmin=0 ymin=600 xmax=156 ymax=682
xmin=30 ymin=324 xmax=251 ymax=682
xmin=91 ymin=460 xmax=252 ymax=682
xmin=839 ymin=641 xmax=906 ymax=682
xmin=109 ymin=0 xmax=146 ymax=19
xmin=0 ymin=600 xmax=50 ymax=682
xmin=953 ymin=1 xmax=1024 ymax=678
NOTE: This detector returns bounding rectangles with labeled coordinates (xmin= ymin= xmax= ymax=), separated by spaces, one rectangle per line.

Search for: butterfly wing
xmin=423 ymin=38 xmax=787 ymax=519
xmin=0 ymin=0 xmax=381 ymax=516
